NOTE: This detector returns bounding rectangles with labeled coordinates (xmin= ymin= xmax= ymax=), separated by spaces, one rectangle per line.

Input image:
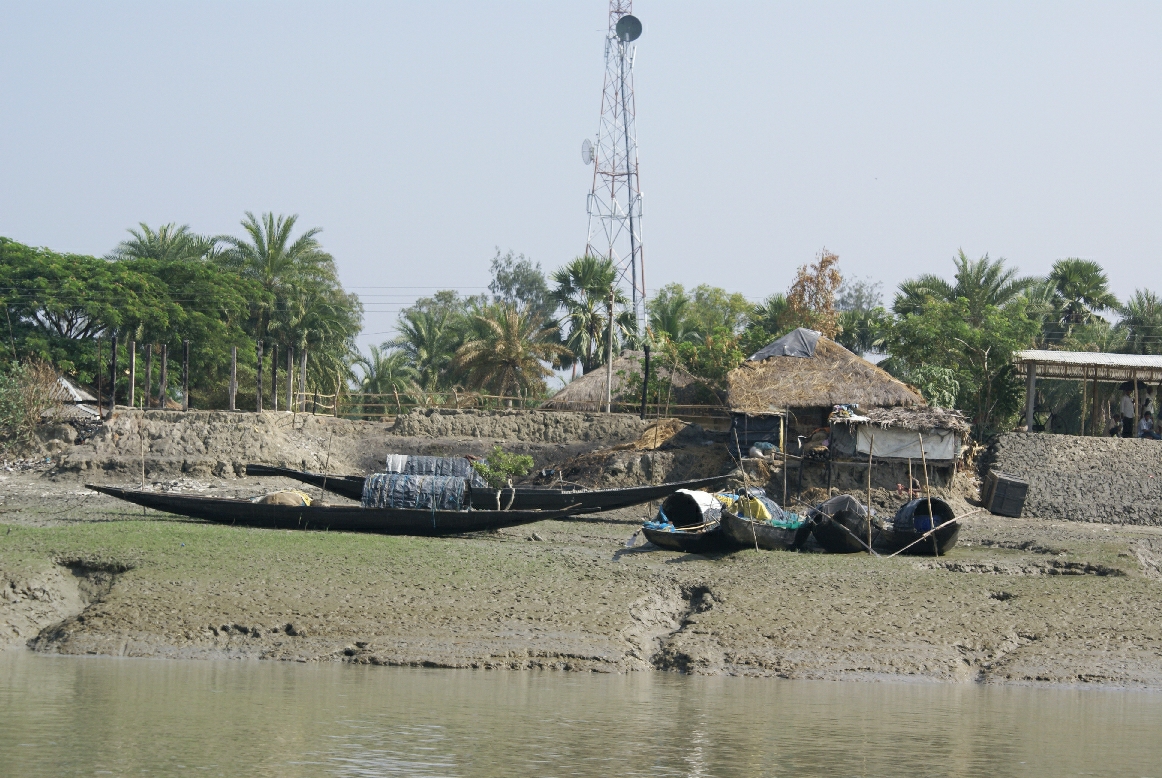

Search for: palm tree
xmin=389 ymin=307 xmax=462 ymax=390
xmin=454 ymin=304 xmax=570 ymax=400
xmin=1049 ymin=258 xmax=1119 ymax=326
xmin=894 ymin=250 xmax=1036 ymax=325
xmin=1117 ymin=290 xmax=1162 ymax=355
xmin=220 ymin=212 xmax=337 ymax=341
xmin=552 ymin=256 xmax=619 ymax=373
xmin=109 ymin=222 xmax=220 ymax=262
xmin=270 ymin=281 xmax=364 ymax=395
xmin=648 ymin=288 xmax=701 ymax=344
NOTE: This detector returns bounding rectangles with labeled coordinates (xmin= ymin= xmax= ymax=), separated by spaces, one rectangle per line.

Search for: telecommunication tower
xmin=582 ymin=2 xmax=645 ymax=333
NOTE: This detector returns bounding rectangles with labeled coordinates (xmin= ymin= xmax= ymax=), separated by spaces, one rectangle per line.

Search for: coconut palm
xmin=648 ymin=288 xmax=701 ymax=345
xmin=552 ymin=256 xmax=618 ymax=373
xmin=894 ymin=250 xmax=1036 ymax=325
xmin=454 ymin=304 xmax=571 ymax=399
xmin=1116 ymin=290 xmax=1162 ymax=355
xmin=356 ymin=345 xmax=418 ymax=394
xmin=219 ymin=212 xmax=337 ymax=341
xmin=389 ymin=307 xmax=462 ymax=390
xmin=269 ymin=281 xmax=364 ymax=395
xmin=108 ymin=222 xmax=221 ymax=262
xmin=1049 ymin=258 xmax=1119 ymax=326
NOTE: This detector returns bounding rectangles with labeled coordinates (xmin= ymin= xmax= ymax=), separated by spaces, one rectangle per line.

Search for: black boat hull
xmin=875 ymin=523 xmax=960 ymax=556
xmin=87 ymin=485 xmax=581 ymax=536
xmin=244 ymin=464 xmax=729 ymax=514
xmin=720 ymin=511 xmax=810 ymax=551
xmin=641 ymin=524 xmax=729 ymax=554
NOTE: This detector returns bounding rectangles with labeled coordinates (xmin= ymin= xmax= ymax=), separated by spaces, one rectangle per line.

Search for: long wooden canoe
xmin=641 ymin=523 xmax=729 ymax=554
xmin=243 ymin=464 xmax=730 ymax=514
xmin=86 ymin=484 xmax=583 ymax=536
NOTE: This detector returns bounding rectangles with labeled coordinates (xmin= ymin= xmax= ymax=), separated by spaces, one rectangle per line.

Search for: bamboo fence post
xmin=256 ymin=340 xmax=263 ymax=413
xmin=866 ymin=435 xmax=874 ymax=555
xmin=128 ymin=340 xmax=136 ymax=409
xmin=143 ymin=344 xmax=152 ymax=409
xmin=299 ymin=348 xmax=307 ymax=412
xmin=1134 ymin=370 xmax=1140 ymax=437
xmin=158 ymin=344 xmax=168 ymax=410
xmin=109 ymin=334 xmax=118 ymax=417
xmin=229 ymin=346 xmax=237 ymax=411
xmin=1080 ymin=369 xmax=1088 ymax=435
xmin=97 ymin=338 xmax=103 ymax=415
xmin=918 ymin=432 xmax=938 ymax=555
xmin=181 ymin=340 xmax=189 ymax=412
xmin=271 ymin=344 xmax=278 ymax=412
xmin=605 ymin=286 xmax=614 ymax=414
xmin=286 ymin=347 xmax=294 ymax=413
xmin=782 ymin=415 xmax=789 ymax=507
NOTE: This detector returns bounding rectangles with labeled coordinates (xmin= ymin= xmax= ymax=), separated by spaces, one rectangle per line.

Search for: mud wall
xmin=54 ymin=409 xmax=656 ymax=479
xmin=987 ymin=432 xmax=1162 ymax=524
xmin=391 ymin=409 xmax=652 ymax=443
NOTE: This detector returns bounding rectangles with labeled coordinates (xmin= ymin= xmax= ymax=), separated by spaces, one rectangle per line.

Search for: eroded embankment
xmin=987 ymin=433 xmax=1162 ymax=524
xmin=1 ymin=558 xmax=129 ymax=651
xmin=52 ymin=408 xmax=659 ymax=482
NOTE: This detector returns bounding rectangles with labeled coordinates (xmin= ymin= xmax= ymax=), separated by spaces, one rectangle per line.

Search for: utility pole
xmin=605 ymin=285 xmax=616 ymax=413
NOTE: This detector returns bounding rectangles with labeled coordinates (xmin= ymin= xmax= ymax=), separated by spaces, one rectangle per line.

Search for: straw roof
xmin=727 ymin=332 xmax=924 ymax=413
xmin=542 ymin=351 xmax=707 ymax=411
xmin=841 ymin=406 xmax=970 ymax=435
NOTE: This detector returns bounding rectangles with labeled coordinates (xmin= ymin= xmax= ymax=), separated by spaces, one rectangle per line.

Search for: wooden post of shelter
xmin=1025 ymin=362 xmax=1036 ymax=431
xmin=181 ymin=340 xmax=189 ymax=412
xmin=255 ymin=340 xmax=263 ymax=413
xmin=1133 ymin=370 xmax=1140 ymax=438
xmin=128 ymin=340 xmax=136 ymax=409
xmin=158 ymin=344 xmax=168 ymax=410
xmin=1091 ymin=373 xmax=1100 ymax=437
xmin=229 ymin=346 xmax=237 ymax=411
xmin=639 ymin=343 xmax=651 ymax=420
xmin=1080 ymin=367 xmax=1087 ymax=436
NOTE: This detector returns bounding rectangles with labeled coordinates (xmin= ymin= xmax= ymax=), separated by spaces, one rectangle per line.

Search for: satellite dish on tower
xmin=615 ymin=14 xmax=642 ymax=42
xmin=581 ymin=138 xmax=594 ymax=165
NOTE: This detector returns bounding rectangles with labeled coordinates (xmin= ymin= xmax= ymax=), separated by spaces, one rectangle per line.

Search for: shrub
xmin=471 ymin=445 xmax=534 ymax=488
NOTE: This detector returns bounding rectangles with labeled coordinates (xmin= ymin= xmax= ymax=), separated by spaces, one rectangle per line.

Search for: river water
xmin=1 ymin=652 xmax=1159 ymax=777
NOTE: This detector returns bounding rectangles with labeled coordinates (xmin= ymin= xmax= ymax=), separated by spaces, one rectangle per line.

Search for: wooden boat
xmin=641 ymin=523 xmax=728 ymax=554
xmin=86 ymin=484 xmax=583 ymax=536
xmin=875 ymin=497 xmax=960 ymax=556
xmin=243 ymin=464 xmax=729 ymax=514
xmin=720 ymin=510 xmax=811 ymax=551
xmin=809 ymin=494 xmax=878 ymax=554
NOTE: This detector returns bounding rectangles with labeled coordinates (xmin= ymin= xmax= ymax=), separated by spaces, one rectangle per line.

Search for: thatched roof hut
xmin=726 ymin=329 xmax=924 ymax=414
xmin=830 ymin=407 xmax=969 ymax=462
xmin=542 ymin=351 xmax=706 ymax=412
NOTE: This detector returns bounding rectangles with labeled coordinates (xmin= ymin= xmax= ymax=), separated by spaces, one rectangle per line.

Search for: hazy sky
xmin=3 ymin=1 xmax=1160 ymax=350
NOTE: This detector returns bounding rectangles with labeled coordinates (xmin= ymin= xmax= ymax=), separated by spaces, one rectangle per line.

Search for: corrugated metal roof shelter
xmin=1014 ymin=350 xmax=1162 ymax=430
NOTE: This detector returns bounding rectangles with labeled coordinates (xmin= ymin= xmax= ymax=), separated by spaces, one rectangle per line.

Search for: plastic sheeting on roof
xmin=748 ymin=328 xmax=821 ymax=361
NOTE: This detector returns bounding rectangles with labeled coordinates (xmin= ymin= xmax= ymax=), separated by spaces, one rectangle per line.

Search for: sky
xmin=2 ymin=1 xmax=1161 ymax=351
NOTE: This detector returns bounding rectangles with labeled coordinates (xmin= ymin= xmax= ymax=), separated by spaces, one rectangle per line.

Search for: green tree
xmin=108 ymin=222 xmax=221 ymax=262
xmin=552 ymin=256 xmax=619 ymax=373
xmin=488 ymin=249 xmax=556 ymax=321
xmin=1048 ymin=258 xmax=1118 ymax=327
xmin=390 ymin=306 xmax=463 ymax=390
xmin=740 ymin=292 xmax=791 ymax=356
xmin=647 ymin=284 xmax=701 ymax=344
xmin=454 ymin=304 xmax=570 ymax=399
xmin=1116 ymin=290 xmax=1162 ymax=355
xmin=219 ymin=212 xmax=338 ymax=342
xmin=894 ymin=250 xmax=1036 ymax=327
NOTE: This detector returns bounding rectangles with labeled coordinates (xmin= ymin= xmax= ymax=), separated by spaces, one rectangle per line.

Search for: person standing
xmin=1121 ymin=387 xmax=1136 ymax=438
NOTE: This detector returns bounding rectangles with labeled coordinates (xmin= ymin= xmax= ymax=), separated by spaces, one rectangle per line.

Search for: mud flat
xmin=3 ymin=412 xmax=1162 ymax=688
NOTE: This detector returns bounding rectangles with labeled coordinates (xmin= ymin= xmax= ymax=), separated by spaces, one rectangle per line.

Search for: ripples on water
xmin=1 ymin=651 xmax=1159 ymax=777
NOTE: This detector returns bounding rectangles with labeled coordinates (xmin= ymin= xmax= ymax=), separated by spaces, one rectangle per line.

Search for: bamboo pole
xmin=229 ymin=346 xmax=237 ymax=411
xmin=128 ymin=340 xmax=136 ymax=409
xmin=271 ymin=344 xmax=278 ymax=412
xmin=918 ymin=432 xmax=938 ymax=555
xmin=782 ymin=416 xmax=789 ymax=508
xmin=1134 ymin=370 xmax=1140 ymax=438
xmin=158 ymin=344 xmax=167 ymax=410
xmin=866 ymin=434 xmax=874 ymax=555
xmin=605 ymin=286 xmax=615 ymax=414
xmin=286 ymin=347 xmax=294 ymax=413
xmin=181 ymin=340 xmax=189 ymax=412
xmin=256 ymin=340 xmax=263 ymax=413
xmin=97 ymin=338 xmax=103 ymax=415
xmin=143 ymin=344 xmax=152 ymax=409
xmin=299 ymin=348 xmax=307 ymax=412
xmin=109 ymin=335 xmax=117 ymax=417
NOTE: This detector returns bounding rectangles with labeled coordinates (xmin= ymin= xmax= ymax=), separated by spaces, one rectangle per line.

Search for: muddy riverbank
xmin=2 ymin=411 xmax=1162 ymax=688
